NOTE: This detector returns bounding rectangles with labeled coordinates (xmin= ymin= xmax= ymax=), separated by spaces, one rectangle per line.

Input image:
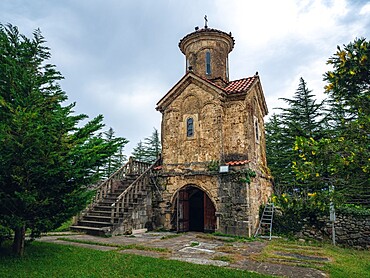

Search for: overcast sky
xmin=1 ymin=0 xmax=370 ymax=155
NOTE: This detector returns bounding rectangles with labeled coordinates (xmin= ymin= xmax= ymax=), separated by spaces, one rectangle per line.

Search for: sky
xmin=1 ymin=0 xmax=370 ymax=156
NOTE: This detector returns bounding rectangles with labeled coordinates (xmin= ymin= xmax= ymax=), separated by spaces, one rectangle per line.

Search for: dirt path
xmin=38 ymin=232 xmax=327 ymax=278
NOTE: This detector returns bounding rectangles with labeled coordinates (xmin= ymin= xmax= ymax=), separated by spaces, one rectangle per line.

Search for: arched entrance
xmin=173 ymin=185 xmax=216 ymax=233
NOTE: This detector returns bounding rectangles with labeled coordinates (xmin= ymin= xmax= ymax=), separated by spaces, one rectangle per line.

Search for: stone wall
xmin=217 ymin=174 xmax=250 ymax=236
xmin=152 ymin=164 xmax=272 ymax=236
xmin=161 ymin=82 xmax=223 ymax=166
xmin=299 ymin=213 xmax=370 ymax=249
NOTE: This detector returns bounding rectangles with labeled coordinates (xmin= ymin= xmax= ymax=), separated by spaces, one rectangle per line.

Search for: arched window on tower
xmin=226 ymin=57 xmax=229 ymax=80
xmin=187 ymin=117 xmax=194 ymax=137
xmin=206 ymin=51 xmax=211 ymax=75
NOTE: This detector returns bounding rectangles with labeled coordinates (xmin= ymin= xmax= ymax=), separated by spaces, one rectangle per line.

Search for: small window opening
xmin=206 ymin=51 xmax=211 ymax=75
xmin=226 ymin=57 xmax=229 ymax=80
xmin=187 ymin=118 xmax=194 ymax=137
xmin=186 ymin=58 xmax=191 ymax=71
xmin=254 ymin=118 xmax=260 ymax=143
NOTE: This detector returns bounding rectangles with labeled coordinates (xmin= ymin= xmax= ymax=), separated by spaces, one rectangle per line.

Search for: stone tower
xmin=179 ymin=27 xmax=234 ymax=84
xmin=155 ymin=24 xmax=272 ymax=236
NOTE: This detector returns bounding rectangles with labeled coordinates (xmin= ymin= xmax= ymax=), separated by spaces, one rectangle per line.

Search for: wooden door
xmin=203 ymin=193 xmax=216 ymax=232
xmin=177 ymin=190 xmax=189 ymax=232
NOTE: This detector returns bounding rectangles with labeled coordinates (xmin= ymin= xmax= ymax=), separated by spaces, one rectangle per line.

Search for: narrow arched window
xmin=187 ymin=117 xmax=194 ymax=137
xmin=206 ymin=51 xmax=211 ymax=75
xmin=254 ymin=117 xmax=260 ymax=143
xmin=226 ymin=57 xmax=229 ymax=80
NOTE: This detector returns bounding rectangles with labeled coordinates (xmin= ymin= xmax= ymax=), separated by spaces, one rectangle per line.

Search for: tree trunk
xmin=12 ymin=224 xmax=26 ymax=256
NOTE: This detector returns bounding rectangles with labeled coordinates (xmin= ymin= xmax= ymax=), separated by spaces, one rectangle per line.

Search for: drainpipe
xmin=246 ymin=181 xmax=252 ymax=237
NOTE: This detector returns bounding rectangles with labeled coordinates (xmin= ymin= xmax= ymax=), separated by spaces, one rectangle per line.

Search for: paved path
xmin=38 ymin=232 xmax=327 ymax=278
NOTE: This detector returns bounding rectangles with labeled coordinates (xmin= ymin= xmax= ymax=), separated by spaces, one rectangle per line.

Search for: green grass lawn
xmin=0 ymin=241 xmax=272 ymax=278
xmin=1 ymin=237 xmax=368 ymax=278
xmin=257 ymin=239 xmax=370 ymax=278
xmin=323 ymin=244 xmax=370 ymax=278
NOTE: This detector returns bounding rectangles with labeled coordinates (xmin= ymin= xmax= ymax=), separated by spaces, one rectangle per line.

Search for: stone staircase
xmin=71 ymin=157 xmax=160 ymax=236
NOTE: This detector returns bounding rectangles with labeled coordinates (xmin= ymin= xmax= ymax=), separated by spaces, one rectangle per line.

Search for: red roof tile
xmin=224 ymin=77 xmax=256 ymax=94
xmin=225 ymin=160 xmax=250 ymax=166
xmin=153 ymin=165 xmax=162 ymax=171
xmin=156 ymin=72 xmax=259 ymax=111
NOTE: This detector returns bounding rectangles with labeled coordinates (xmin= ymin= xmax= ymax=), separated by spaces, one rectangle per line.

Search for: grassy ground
xmin=0 ymin=241 xmax=272 ymax=278
xmin=1 ymin=235 xmax=368 ymax=278
xmin=52 ymin=218 xmax=73 ymax=232
xmin=255 ymin=239 xmax=370 ymax=278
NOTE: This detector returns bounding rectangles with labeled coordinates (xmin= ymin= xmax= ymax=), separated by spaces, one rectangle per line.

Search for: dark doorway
xmin=175 ymin=186 xmax=216 ymax=233
xmin=189 ymin=188 xmax=204 ymax=231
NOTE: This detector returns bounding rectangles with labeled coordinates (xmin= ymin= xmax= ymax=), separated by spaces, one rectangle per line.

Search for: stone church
xmin=155 ymin=25 xmax=272 ymax=236
xmin=72 ymin=24 xmax=272 ymax=237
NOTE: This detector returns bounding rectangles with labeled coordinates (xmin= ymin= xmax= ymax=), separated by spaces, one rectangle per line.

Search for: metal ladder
xmin=254 ymin=203 xmax=274 ymax=240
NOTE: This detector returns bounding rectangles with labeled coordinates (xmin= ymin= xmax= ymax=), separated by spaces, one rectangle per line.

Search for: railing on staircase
xmin=77 ymin=157 xmax=152 ymax=220
xmin=110 ymin=157 xmax=161 ymax=225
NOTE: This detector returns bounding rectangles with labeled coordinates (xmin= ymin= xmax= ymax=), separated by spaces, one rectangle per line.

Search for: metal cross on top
xmin=204 ymin=15 xmax=208 ymax=28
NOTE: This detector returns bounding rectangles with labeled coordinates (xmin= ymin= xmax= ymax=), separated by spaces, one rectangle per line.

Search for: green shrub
xmin=0 ymin=225 xmax=11 ymax=246
xmin=337 ymin=204 xmax=370 ymax=216
xmin=270 ymin=193 xmax=329 ymax=235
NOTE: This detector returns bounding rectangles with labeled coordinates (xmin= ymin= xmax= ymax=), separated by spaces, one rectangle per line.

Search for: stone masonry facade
xmin=154 ymin=26 xmax=272 ymax=236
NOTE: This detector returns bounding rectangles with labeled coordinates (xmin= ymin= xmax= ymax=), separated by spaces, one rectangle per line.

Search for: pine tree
xmin=132 ymin=141 xmax=146 ymax=162
xmin=266 ymin=78 xmax=327 ymax=195
xmin=265 ymin=114 xmax=294 ymax=195
xmin=143 ymin=128 xmax=161 ymax=163
xmin=279 ymin=77 xmax=327 ymax=140
xmin=0 ymin=24 xmax=124 ymax=255
xmin=101 ymin=127 xmax=128 ymax=178
xmin=132 ymin=128 xmax=161 ymax=164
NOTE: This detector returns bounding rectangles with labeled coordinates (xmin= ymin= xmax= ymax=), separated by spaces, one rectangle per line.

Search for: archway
xmin=173 ymin=185 xmax=216 ymax=233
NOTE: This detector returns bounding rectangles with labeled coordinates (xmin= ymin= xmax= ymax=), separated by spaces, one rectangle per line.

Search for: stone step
xmin=97 ymin=200 xmax=115 ymax=206
xmin=92 ymin=205 xmax=113 ymax=212
xmin=77 ymin=220 xmax=113 ymax=228
xmin=70 ymin=225 xmax=110 ymax=236
xmin=89 ymin=210 xmax=112 ymax=216
xmin=107 ymin=192 xmax=124 ymax=197
xmin=101 ymin=197 xmax=119 ymax=202
xmin=73 ymin=170 xmax=153 ymax=236
xmin=84 ymin=215 xmax=112 ymax=221
xmin=82 ymin=215 xmax=120 ymax=224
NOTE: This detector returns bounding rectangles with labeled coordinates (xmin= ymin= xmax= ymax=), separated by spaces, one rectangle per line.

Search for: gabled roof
xmin=224 ymin=77 xmax=256 ymax=94
xmin=156 ymin=72 xmax=225 ymax=112
xmin=156 ymin=71 xmax=268 ymax=115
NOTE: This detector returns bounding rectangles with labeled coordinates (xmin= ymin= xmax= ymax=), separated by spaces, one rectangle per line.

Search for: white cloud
xmin=82 ymin=76 xmax=164 ymax=155
xmin=359 ymin=2 xmax=370 ymax=15
xmin=1 ymin=0 xmax=369 ymax=154
xmin=214 ymin=0 xmax=367 ymax=114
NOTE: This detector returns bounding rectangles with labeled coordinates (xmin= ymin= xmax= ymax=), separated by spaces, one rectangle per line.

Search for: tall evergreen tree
xmin=265 ymin=114 xmax=294 ymax=195
xmin=132 ymin=128 xmax=161 ymax=163
xmin=101 ymin=127 xmax=128 ymax=178
xmin=265 ymin=78 xmax=327 ymax=194
xmin=0 ymin=24 xmax=124 ymax=255
xmin=143 ymin=128 xmax=161 ymax=163
xmin=279 ymin=77 xmax=327 ymax=140
xmin=132 ymin=141 xmax=146 ymax=162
